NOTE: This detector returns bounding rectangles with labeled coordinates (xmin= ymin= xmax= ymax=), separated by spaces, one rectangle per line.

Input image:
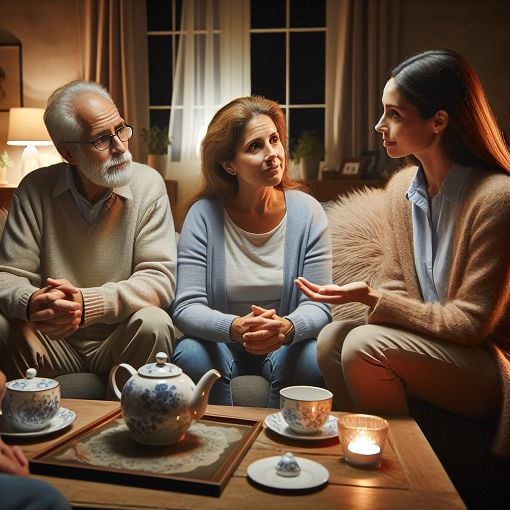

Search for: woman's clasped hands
xmin=230 ymin=305 xmax=293 ymax=355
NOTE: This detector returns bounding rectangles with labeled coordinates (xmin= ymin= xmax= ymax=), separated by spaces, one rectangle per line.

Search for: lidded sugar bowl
xmin=1 ymin=368 xmax=61 ymax=432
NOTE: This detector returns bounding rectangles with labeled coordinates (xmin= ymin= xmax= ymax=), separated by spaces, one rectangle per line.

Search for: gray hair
xmin=43 ymin=80 xmax=114 ymax=143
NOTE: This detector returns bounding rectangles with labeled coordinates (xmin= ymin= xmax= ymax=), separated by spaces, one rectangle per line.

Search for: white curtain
xmin=326 ymin=0 xmax=400 ymax=168
xmin=167 ymin=0 xmax=250 ymax=205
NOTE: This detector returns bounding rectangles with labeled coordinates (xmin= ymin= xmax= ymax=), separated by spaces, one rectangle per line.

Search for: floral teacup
xmin=280 ymin=385 xmax=332 ymax=435
xmin=1 ymin=368 xmax=60 ymax=432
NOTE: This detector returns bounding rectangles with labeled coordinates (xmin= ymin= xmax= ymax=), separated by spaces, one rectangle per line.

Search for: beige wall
xmin=399 ymin=0 xmax=510 ymax=139
xmin=0 ymin=0 xmax=83 ymax=183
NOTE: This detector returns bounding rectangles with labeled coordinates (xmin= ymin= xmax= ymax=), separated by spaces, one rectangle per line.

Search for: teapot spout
xmin=191 ymin=369 xmax=221 ymax=420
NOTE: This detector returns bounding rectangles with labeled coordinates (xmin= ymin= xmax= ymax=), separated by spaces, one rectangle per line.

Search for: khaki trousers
xmin=0 ymin=307 xmax=174 ymax=381
xmin=317 ymin=320 xmax=500 ymax=419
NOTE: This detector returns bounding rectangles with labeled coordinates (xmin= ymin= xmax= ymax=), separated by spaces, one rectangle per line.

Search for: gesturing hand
xmin=28 ymin=277 xmax=83 ymax=339
xmin=294 ymin=277 xmax=380 ymax=306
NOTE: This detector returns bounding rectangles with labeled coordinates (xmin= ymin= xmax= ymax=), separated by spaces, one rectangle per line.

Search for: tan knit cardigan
xmin=368 ymin=166 xmax=510 ymax=456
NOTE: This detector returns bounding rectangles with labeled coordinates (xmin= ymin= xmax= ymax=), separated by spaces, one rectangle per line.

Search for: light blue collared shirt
xmin=54 ymin=165 xmax=132 ymax=224
xmin=406 ymin=164 xmax=471 ymax=303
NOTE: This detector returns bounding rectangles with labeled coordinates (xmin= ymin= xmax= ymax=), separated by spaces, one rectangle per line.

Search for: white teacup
xmin=280 ymin=385 xmax=333 ymax=435
xmin=1 ymin=368 xmax=60 ymax=432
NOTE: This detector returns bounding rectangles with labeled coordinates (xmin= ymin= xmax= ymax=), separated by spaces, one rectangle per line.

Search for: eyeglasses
xmin=62 ymin=125 xmax=133 ymax=151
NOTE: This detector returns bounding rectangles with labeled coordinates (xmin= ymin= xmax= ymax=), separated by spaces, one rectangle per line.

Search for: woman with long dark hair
xmin=296 ymin=49 xmax=510 ymax=455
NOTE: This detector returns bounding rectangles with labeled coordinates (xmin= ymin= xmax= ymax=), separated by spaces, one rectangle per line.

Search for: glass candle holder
xmin=338 ymin=414 xmax=389 ymax=468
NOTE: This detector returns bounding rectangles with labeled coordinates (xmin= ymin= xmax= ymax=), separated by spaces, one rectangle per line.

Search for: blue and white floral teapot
xmin=109 ymin=352 xmax=220 ymax=446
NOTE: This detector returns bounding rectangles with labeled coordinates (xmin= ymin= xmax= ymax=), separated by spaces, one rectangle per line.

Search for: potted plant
xmin=292 ymin=131 xmax=325 ymax=181
xmin=141 ymin=125 xmax=170 ymax=177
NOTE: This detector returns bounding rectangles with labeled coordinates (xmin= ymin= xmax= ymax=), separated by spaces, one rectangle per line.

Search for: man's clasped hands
xmin=28 ymin=278 xmax=83 ymax=340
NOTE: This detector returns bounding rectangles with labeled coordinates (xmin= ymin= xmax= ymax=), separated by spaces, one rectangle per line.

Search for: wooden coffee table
xmin=17 ymin=399 xmax=465 ymax=509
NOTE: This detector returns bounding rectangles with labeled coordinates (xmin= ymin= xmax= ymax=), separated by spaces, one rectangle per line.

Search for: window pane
xmin=146 ymin=0 xmax=173 ymax=31
xmin=251 ymin=0 xmax=285 ymax=28
xmin=150 ymin=109 xmax=170 ymax=130
xmin=290 ymin=0 xmax=325 ymax=27
xmin=148 ymin=36 xmax=173 ymax=105
xmin=290 ymin=32 xmax=325 ymax=104
xmin=251 ymin=33 xmax=285 ymax=103
xmin=288 ymin=108 xmax=325 ymax=152
xmin=175 ymin=0 xmax=183 ymax=29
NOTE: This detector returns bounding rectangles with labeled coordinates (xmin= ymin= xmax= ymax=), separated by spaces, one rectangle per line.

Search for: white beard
xmin=74 ymin=149 xmax=133 ymax=188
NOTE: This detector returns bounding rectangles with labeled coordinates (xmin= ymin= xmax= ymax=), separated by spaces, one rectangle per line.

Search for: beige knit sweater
xmin=0 ymin=162 xmax=176 ymax=339
xmin=368 ymin=166 xmax=510 ymax=456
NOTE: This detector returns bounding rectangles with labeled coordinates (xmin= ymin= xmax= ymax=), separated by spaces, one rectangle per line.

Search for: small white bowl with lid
xmin=1 ymin=368 xmax=60 ymax=432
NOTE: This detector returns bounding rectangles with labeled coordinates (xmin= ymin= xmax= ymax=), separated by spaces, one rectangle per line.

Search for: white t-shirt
xmin=224 ymin=210 xmax=286 ymax=316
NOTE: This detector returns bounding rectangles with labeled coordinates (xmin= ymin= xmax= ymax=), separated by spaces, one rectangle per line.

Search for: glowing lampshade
xmin=7 ymin=107 xmax=53 ymax=177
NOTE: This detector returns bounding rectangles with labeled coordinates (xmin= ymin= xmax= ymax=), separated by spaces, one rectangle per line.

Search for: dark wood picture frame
xmin=0 ymin=39 xmax=23 ymax=112
xmin=340 ymin=158 xmax=362 ymax=178
xmin=30 ymin=408 xmax=262 ymax=497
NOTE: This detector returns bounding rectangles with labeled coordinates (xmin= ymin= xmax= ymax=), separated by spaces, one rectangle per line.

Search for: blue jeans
xmin=172 ymin=337 xmax=324 ymax=407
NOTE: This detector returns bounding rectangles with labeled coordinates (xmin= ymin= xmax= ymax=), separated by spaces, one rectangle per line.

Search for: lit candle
xmin=345 ymin=438 xmax=382 ymax=468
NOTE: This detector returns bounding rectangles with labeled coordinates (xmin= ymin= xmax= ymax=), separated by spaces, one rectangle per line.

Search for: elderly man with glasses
xmin=0 ymin=81 xmax=176 ymax=394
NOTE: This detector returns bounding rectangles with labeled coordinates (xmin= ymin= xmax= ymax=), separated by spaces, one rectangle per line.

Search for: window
xmin=146 ymin=0 xmax=183 ymax=130
xmin=146 ymin=0 xmax=326 ymax=154
xmin=250 ymin=0 xmax=326 ymax=153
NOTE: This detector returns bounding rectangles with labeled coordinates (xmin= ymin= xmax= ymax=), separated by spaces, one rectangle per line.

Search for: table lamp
xmin=7 ymin=107 xmax=53 ymax=177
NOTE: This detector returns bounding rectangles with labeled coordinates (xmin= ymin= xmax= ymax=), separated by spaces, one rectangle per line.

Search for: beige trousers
xmin=317 ymin=320 xmax=500 ymax=419
xmin=0 ymin=307 xmax=174 ymax=380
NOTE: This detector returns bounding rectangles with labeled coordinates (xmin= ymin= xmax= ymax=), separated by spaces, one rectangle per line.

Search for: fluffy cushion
xmin=325 ymin=187 xmax=386 ymax=324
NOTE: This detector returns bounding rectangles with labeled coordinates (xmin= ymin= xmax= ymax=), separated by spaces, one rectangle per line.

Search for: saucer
xmin=264 ymin=412 xmax=338 ymax=441
xmin=0 ymin=407 xmax=76 ymax=438
xmin=247 ymin=456 xmax=329 ymax=491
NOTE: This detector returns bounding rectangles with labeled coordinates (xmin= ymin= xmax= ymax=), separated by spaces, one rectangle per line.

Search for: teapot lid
xmin=6 ymin=368 xmax=59 ymax=392
xmin=138 ymin=352 xmax=182 ymax=378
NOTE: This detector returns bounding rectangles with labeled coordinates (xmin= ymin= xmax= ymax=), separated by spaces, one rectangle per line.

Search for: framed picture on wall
xmin=340 ymin=158 xmax=362 ymax=178
xmin=0 ymin=42 xmax=23 ymax=111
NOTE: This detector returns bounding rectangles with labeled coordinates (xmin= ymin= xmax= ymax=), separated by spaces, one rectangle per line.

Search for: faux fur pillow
xmin=325 ymin=187 xmax=386 ymax=324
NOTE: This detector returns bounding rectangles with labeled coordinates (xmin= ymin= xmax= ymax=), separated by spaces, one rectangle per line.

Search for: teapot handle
xmin=109 ymin=363 xmax=137 ymax=400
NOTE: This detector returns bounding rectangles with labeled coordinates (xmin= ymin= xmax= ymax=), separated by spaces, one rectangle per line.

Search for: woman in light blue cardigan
xmin=172 ymin=96 xmax=332 ymax=407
